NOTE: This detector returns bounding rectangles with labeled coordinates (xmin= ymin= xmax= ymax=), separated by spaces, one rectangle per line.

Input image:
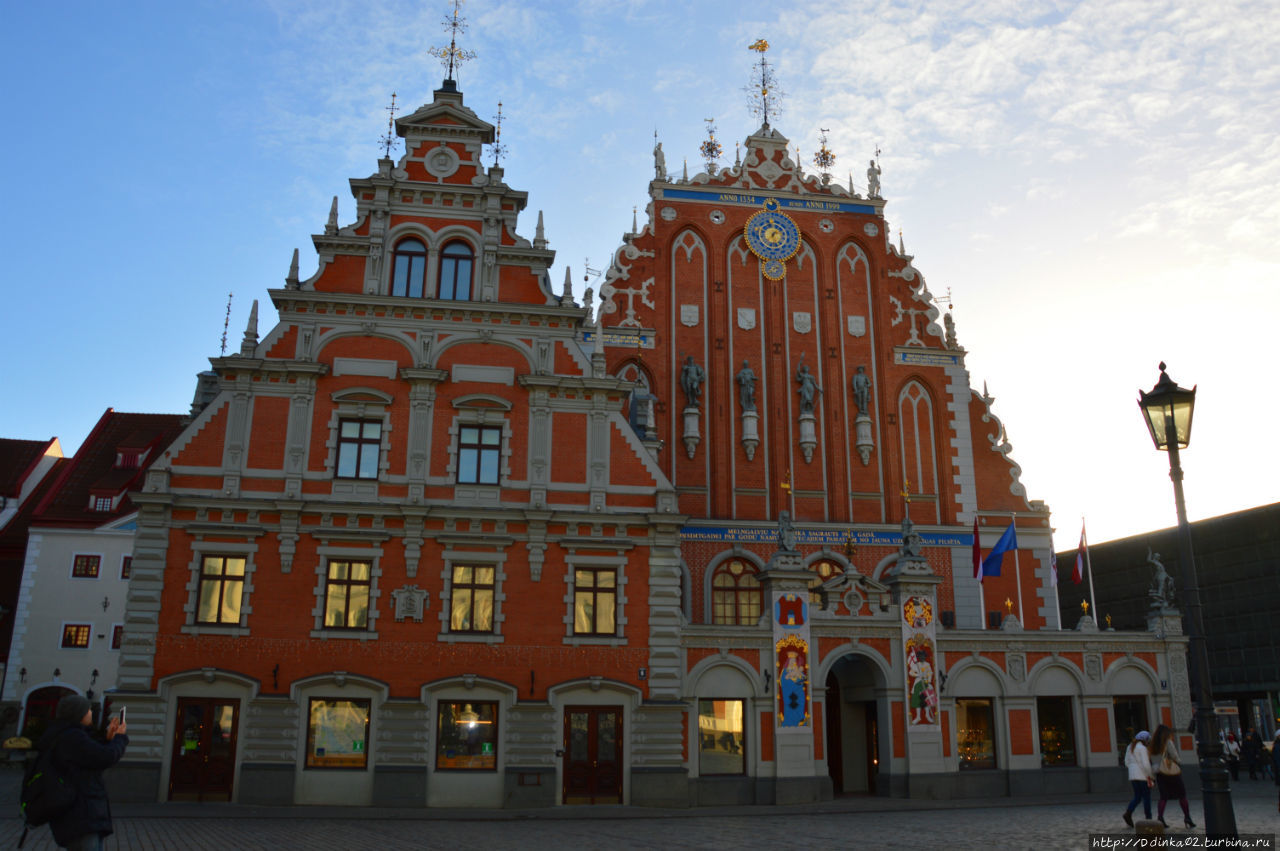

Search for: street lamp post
xmin=1137 ymin=362 xmax=1236 ymax=838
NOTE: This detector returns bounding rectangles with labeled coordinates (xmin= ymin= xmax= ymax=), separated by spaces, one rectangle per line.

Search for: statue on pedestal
xmin=680 ymin=355 xmax=705 ymax=408
xmin=735 ymin=360 xmax=757 ymax=411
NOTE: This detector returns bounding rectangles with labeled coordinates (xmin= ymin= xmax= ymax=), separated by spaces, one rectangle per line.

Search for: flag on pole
xmin=978 ymin=521 xmax=1017 ymax=581
xmin=1073 ymin=523 xmax=1087 ymax=584
xmin=972 ymin=516 xmax=982 ymax=580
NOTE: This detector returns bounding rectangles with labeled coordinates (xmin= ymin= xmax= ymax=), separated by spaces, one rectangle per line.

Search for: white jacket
xmin=1126 ymin=742 xmax=1154 ymax=782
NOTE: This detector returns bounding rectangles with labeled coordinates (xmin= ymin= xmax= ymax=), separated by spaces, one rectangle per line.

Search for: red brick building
xmin=113 ymin=76 xmax=1190 ymax=807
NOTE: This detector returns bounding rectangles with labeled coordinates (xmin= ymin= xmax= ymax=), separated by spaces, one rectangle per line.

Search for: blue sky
xmin=3 ymin=0 xmax=1277 ymax=551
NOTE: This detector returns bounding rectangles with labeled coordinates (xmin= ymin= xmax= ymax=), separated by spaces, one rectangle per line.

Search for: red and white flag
xmin=1073 ymin=522 xmax=1087 ymax=584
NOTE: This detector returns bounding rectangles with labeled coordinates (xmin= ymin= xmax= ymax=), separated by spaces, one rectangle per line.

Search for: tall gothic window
xmin=438 ymin=241 xmax=474 ymax=300
xmin=711 ymin=560 xmax=761 ymax=625
xmin=391 ymin=238 xmax=427 ymax=297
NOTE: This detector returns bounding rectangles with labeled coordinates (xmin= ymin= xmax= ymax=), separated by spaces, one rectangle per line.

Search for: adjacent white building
xmin=3 ymin=410 xmax=183 ymax=737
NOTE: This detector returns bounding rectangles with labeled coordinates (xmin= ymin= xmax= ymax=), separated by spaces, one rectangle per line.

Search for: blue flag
xmin=980 ymin=522 xmax=1018 ymax=580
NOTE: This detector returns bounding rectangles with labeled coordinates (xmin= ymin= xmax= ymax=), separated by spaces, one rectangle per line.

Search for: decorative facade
xmin=109 ymin=72 xmax=1191 ymax=807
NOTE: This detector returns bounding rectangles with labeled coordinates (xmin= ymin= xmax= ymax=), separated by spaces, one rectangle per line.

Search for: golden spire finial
xmin=745 ymin=39 xmax=782 ymax=128
xmin=380 ymin=92 xmax=399 ymax=158
xmin=490 ymin=101 xmax=507 ymax=166
xmin=429 ymin=0 xmax=477 ymax=83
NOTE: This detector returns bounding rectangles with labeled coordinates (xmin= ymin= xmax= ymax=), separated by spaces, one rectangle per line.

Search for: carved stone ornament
xmin=425 ymin=145 xmax=460 ymax=178
xmin=792 ymin=312 xmax=812 ymax=334
xmin=818 ymin=218 xmax=834 ymax=233
xmin=1007 ymin=653 xmax=1026 ymax=683
xmin=737 ymin=307 xmax=756 ymax=330
xmin=1085 ymin=653 xmax=1102 ymax=682
xmin=863 ymin=223 xmax=879 ymax=237
xmin=660 ymin=207 xmax=678 ymax=221
xmin=680 ymin=304 xmax=699 ymax=327
xmin=847 ymin=315 xmax=866 ymax=337
xmin=391 ymin=585 xmax=429 ymax=622
xmin=709 ymin=210 xmax=726 ymax=224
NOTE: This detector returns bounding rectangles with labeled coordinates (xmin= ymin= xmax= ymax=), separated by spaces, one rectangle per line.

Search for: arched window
xmin=391 ymin=238 xmax=427 ymax=298
xmin=438 ymin=241 xmax=474 ymax=300
xmin=711 ymin=560 xmax=761 ymax=626
xmin=808 ymin=559 xmax=844 ymax=605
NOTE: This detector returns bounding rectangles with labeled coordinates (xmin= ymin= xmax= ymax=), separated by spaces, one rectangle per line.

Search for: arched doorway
xmin=824 ymin=654 xmax=884 ymax=795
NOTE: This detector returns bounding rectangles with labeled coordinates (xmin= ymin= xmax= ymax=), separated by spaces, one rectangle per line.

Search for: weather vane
xmin=746 ymin=39 xmax=783 ymax=128
xmin=700 ymin=118 xmax=722 ymax=175
xmin=428 ymin=0 xmax=477 ymax=83
xmin=813 ymin=128 xmax=836 ymax=184
xmin=491 ymin=101 xmax=507 ymax=166
xmin=380 ymin=92 xmax=399 ymax=158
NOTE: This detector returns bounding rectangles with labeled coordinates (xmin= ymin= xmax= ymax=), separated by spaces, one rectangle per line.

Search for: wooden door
xmin=168 ymin=697 xmax=239 ymax=802
xmin=562 ymin=706 xmax=622 ymax=804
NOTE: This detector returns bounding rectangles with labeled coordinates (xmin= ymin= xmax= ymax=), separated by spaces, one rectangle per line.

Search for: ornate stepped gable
xmin=597 ymin=120 xmax=1028 ymax=533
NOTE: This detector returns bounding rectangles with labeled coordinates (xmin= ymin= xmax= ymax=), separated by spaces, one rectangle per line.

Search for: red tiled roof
xmin=33 ymin=410 xmax=185 ymax=527
xmin=0 ymin=438 xmax=56 ymax=498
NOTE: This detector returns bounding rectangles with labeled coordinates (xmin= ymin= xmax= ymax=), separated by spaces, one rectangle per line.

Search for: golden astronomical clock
xmin=743 ymin=197 xmax=802 ymax=280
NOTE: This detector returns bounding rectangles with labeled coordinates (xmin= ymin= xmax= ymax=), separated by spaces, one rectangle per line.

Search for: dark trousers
xmin=1126 ymin=779 xmax=1152 ymax=818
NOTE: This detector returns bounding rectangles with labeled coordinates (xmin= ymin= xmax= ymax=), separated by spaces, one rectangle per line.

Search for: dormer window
xmin=391 ymin=238 xmax=427 ymax=297
xmin=438 ymin=241 xmax=473 ymax=300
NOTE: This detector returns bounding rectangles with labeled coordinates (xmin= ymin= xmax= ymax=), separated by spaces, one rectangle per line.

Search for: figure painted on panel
xmin=775 ymin=635 xmax=810 ymax=727
xmin=906 ymin=635 xmax=938 ymax=725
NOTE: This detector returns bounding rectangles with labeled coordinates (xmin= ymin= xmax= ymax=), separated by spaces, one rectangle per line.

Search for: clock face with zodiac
xmin=744 ymin=198 xmax=802 ymax=280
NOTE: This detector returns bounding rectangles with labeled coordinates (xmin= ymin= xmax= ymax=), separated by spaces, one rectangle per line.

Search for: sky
xmin=2 ymin=0 xmax=1277 ymax=553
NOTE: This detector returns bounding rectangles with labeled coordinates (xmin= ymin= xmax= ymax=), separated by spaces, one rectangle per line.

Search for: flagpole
xmin=1052 ymin=551 xmax=1062 ymax=629
xmin=1011 ymin=512 xmax=1023 ymax=624
xmin=973 ymin=514 xmax=986 ymax=629
xmin=1083 ymin=518 xmax=1098 ymax=620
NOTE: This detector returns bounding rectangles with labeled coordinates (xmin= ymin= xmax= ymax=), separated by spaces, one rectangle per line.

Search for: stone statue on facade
xmin=654 ymin=141 xmax=666 ymax=180
xmin=795 ymin=360 xmax=819 ymax=414
xmin=680 ymin=355 xmax=705 ymax=408
xmin=1147 ymin=548 xmax=1176 ymax=609
xmin=852 ymin=365 xmax=872 ymax=415
xmin=867 ymin=159 xmax=882 ymax=198
xmin=777 ymin=510 xmax=798 ymax=552
xmin=898 ymin=514 xmax=924 ymax=560
xmin=944 ymin=313 xmax=958 ymax=350
xmin=735 ymin=360 xmax=757 ymax=411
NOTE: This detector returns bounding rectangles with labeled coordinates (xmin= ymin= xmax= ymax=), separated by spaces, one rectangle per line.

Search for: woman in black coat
xmin=35 ymin=694 xmax=129 ymax=850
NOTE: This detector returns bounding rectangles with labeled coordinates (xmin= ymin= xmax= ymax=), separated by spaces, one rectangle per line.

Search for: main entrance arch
xmin=823 ymin=652 xmax=888 ymax=795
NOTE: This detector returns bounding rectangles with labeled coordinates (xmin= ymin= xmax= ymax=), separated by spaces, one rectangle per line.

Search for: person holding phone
xmin=36 ymin=694 xmax=129 ymax=850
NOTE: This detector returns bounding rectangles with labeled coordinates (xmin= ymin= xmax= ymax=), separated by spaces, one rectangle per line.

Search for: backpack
xmin=18 ymin=728 xmax=77 ymax=846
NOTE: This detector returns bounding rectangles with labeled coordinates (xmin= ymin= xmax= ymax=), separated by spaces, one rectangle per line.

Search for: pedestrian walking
xmin=1123 ymin=730 xmax=1155 ymax=827
xmin=1225 ymin=732 xmax=1241 ymax=780
xmin=1271 ymin=730 xmax=1280 ymax=812
xmin=1243 ymin=728 xmax=1263 ymax=780
xmin=1151 ymin=724 xmax=1195 ymax=828
xmin=35 ymin=694 xmax=129 ymax=850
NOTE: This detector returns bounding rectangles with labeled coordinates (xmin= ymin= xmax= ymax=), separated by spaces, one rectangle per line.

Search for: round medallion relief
xmin=818 ymin=218 xmax=834 ymax=233
xmin=709 ymin=210 xmax=725 ymax=225
xmin=424 ymin=146 xmax=460 ymax=178
xmin=660 ymin=207 xmax=678 ymax=221
xmin=863 ymin=223 xmax=879 ymax=237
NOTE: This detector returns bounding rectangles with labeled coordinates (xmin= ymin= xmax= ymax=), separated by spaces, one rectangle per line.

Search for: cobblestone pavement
xmin=3 ymin=779 xmax=1276 ymax=850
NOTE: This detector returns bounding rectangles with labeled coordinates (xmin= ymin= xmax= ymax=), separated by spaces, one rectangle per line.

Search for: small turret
xmin=239 ymin=300 xmax=260 ymax=357
xmin=286 ymin=249 xmax=300 ymax=289
xmin=534 ymin=210 xmax=547 ymax=249
xmin=325 ymin=197 xmax=339 ymax=235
